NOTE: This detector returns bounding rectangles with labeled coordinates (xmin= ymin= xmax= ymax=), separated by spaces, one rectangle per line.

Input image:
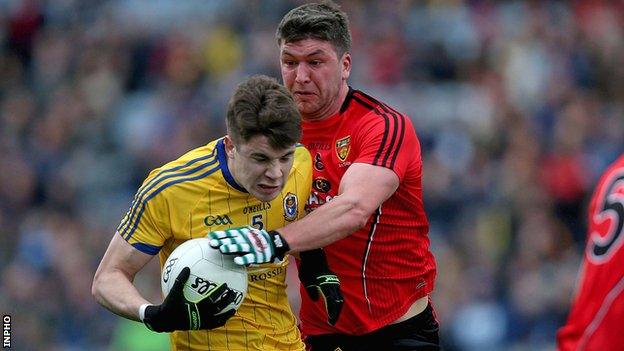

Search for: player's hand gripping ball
xmin=161 ymin=238 xmax=248 ymax=314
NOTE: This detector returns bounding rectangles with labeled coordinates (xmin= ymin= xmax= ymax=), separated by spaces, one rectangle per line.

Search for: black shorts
xmin=305 ymin=303 xmax=440 ymax=351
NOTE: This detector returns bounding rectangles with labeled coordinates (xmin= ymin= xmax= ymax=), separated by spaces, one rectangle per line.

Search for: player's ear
xmin=341 ymin=52 xmax=351 ymax=81
xmin=224 ymin=136 xmax=236 ymax=158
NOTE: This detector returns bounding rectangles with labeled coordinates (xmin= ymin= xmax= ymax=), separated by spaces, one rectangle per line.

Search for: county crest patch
xmin=283 ymin=192 xmax=298 ymax=221
xmin=336 ymin=136 xmax=351 ymax=162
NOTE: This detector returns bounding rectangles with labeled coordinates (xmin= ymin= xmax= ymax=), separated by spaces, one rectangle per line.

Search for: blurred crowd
xmin=0 ymin=0 xmax=622 ymax=350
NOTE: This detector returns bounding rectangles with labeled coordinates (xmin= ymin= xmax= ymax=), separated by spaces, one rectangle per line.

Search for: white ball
xmin=161 ymin=238 xmax=247 ymax=314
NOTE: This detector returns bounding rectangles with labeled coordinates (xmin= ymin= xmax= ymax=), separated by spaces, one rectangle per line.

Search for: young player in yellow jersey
xmin=92 ymin=75 xmax=335 ymax=350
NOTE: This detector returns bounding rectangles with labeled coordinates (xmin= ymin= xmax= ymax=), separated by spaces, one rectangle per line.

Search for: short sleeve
xmin=354 ymin=110 xmax=421 ymax=181
xmin=116 ymin=171 xmax=171 ymax=255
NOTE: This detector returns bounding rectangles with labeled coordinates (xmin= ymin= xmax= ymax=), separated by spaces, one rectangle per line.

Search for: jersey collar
xmin=303 ymin=87 xmax=355 ymax=131
xmin=340 ymin=86 xmax=354 ymax=114
xmin=216 ymin=138 xmax=248 ymax=193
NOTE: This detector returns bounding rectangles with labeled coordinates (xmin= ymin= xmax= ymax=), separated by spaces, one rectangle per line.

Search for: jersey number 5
xmin=588 ymin=172 xmax=624 ymax=263
xmin=252 ymin=214 xmax=264 ymax=230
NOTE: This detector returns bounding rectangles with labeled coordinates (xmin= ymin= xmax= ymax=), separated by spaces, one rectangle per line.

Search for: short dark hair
xmin=276 ymin=1 xmax=351 ymax=57
xmin=226 ymin=75 xmax=301 ymax=149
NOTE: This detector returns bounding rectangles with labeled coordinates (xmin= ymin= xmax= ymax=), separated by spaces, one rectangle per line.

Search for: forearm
xmin=280 ymin=163 xmax=398 ymax=253
xmin=280 ymin=196 xmax=368 ymax=252
xmin=92 ymin=269 xmax=152 ymax=322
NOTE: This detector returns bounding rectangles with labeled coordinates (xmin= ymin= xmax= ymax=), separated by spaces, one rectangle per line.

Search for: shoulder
xmin=294 ymin=143 xmax=311 ymax=161
xmin=349 ymin=89 xmax=407 ymax=116
xmin=592 ymin=154 xmax=624 ymax=203
xmin=166 ymin=140 xmax=221 ymax=170
xmin=348 ymin=89 xmax=413 ymax=129
xmin=612 ymin=154 xmax=624 ymax=171
xmin=596 ymin=154 xmax=624 ymax=191
xmin=139 ymin=140 xmax=222 ymax=202
xmin=291 ymin=144 xmax=312 ymax=173
xmin=344 ymin=89 xmax=417 ymax=146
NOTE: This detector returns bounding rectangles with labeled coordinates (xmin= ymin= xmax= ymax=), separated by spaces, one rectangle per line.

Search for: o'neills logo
xmin=243 ymin=202 xmax=271 ymax=214
xmin=283 ymin=192 xmax=298 ymax=221
xmin=336 ymin=136 xmax=350 ymax=162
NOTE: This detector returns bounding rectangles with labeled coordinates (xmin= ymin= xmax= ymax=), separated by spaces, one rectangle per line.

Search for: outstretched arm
xmin=209 ymin=162 xmax=399 ymax=263
xmin=280 ymin=162 xmax=399 ymax=252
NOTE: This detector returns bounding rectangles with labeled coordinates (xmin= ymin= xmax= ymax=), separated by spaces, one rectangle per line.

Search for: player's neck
xmin=303 ymin=84 xmax=349 ymax=122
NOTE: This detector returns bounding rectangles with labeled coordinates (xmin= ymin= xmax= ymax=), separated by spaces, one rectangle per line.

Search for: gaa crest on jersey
xmin=203 ymin=214 xmax=233 ymax=226
xmin=336 ymin=136 xmax=351 ymax=162
xmin=283 ymin=192 xmax=298 ymax=221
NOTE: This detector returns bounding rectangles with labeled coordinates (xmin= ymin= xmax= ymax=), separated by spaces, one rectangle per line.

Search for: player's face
xmin=280 ymin=38 xmax=351 ymax=121
xmin=225 ymin=135 xmax=296 ymax=202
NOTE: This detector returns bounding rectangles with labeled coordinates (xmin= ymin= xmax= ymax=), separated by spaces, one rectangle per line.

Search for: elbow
xmin=91 ymin=275 xmax=101 ymax=302
xmin=352 ymin=212 xmax=369 ymax=231
xmin=91 ymin=270 xmax=105 ymax=304
xmin=346 ymin=201 xmax=371 ymax=232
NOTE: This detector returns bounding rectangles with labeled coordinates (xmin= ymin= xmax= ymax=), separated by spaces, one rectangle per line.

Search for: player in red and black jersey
xmin=296 ymin=86 xmax=436 ymax=339
xmin=557 ymin=154 xmax=624 ymax=351
xmin=208 ymin=2 xmax=439 ymax=350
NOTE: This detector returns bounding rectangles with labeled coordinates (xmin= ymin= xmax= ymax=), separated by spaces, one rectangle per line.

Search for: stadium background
xmin=0 ymin=0 xmax=622 ymax=350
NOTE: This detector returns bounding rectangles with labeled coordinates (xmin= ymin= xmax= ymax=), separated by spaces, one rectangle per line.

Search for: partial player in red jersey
xmin=557 ymin=154 xmax=624 ymax=351
xmin=208 ymin=1 xmax=439 ymax=350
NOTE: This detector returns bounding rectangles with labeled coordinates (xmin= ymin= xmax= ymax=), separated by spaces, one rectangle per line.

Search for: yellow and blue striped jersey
xmin=117 ymin=138 xmax=311 ymax=351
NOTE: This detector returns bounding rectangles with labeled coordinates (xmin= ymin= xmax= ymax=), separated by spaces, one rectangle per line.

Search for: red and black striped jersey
xmin=299 ymin=87 xmax=436 ymax=336
xmin=557 ymin=154 xmax=624 ymax=351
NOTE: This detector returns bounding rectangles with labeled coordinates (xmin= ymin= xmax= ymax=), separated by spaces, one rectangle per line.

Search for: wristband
xmin=139 ymin=303 xmax=151 ymax=322
xmin=269 ymin=230 xmax=290 ymax=261
xmin=300 ymin=249 xmax=329 ymax=270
